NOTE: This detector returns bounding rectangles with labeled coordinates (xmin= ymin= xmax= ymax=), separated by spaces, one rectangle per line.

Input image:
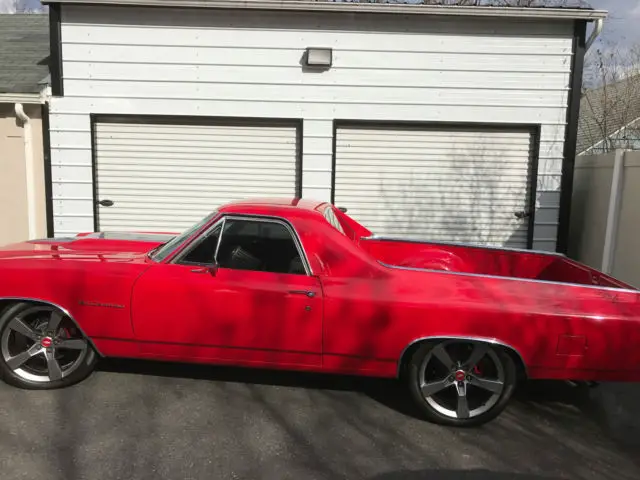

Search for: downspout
xmin=14 ymin=104 xmax=37 ymax=240
xmin=585 ymin=18 xmax=604 ymax=52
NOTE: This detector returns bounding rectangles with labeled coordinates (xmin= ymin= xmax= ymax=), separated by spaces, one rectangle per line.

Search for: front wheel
xmin=407 ymin=340 xmax=517 ymax=427
xmin=0 ymin=302 xmax=97 ymax=389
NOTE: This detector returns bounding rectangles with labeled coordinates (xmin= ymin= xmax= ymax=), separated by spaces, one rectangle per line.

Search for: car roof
xmin=218 ymin=197 xmax=328 ymax=217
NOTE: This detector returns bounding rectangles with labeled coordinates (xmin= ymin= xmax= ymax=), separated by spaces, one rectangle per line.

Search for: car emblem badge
xmin=41 ymin=337 xmax=53 ymax=348
xmin=455 ymin=370 xmax=466 ymax=382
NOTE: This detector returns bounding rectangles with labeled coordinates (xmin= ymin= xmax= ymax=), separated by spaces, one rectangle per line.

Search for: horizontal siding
xmin=63 ymin=80 xmax=569 ymax=107
xmin=65 ymin=62 xmax=571 ymax=90
xmin=50 ymin=5 xmax=573 ymax=248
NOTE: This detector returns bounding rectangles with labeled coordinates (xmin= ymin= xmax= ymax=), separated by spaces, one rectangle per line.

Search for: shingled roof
xmin=308 ymin=1 xmax=594 ymax=7
xmin=0 ymin=14 xmax=49 ymax=95
xmin=577 ymin=75 xmax=640 ymax=154
xmin=42 ymin=0 xmax=600 ymax=16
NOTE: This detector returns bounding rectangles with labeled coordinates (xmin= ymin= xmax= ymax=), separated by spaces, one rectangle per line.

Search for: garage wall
xmin=49 ymin=5 xmax=572 ymax=249
xmin=0 ymin=103 xmax=47 ymax=245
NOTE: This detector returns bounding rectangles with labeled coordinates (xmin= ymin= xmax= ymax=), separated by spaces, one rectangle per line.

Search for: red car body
xmin=1 ymin=198 xmax=639 ymax=383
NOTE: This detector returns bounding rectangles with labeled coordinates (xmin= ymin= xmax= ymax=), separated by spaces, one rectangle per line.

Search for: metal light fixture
xmin=304 ymin=47 xmax=333 ymax=68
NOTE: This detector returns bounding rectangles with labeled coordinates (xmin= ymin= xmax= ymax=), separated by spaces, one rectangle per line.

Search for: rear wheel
xmin=0 ymin=302 xmax=97 ymax=389
xmin=407 ymin=340 xmax=517 ymax=427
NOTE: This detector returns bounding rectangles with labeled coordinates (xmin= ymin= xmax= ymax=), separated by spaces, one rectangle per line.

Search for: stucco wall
xmin=0 ymin=103 xmax=47 ymax=245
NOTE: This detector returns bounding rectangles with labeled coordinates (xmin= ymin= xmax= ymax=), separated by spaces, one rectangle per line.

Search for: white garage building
xmin=43 ymin=0 xmax=606 ymax=252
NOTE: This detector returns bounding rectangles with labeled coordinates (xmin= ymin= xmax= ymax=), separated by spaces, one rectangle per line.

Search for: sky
xmin=589 ymin=0 xmax=640 ymax=48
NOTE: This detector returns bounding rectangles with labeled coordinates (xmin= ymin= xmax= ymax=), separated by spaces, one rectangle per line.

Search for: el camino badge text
xmin=79 ymin=300 xmax=125 ymax=309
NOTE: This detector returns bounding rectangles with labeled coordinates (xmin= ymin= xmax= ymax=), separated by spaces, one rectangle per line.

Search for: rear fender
xmin=398 ymin=335 xmax=528 ymax=378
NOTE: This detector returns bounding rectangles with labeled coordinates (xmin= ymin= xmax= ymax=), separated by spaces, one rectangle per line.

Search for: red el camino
xmin=0 ymin=198 xmax=638 ymax=426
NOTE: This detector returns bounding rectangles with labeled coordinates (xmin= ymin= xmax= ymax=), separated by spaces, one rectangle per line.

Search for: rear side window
xmin=324 ymin=206 xmax=346 ymax=235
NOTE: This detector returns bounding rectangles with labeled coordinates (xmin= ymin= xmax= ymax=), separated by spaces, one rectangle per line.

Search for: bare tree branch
xmin=580 ymin=41 xmax=640 ymax=154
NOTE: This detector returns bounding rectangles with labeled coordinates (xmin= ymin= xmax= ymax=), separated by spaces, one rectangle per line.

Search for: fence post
xmin=602 ymin=149 xmax=626 ymax=274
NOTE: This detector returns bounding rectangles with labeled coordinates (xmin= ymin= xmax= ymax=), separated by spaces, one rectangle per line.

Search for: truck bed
xmin=360 ymin=237 xmax=635 ymax=290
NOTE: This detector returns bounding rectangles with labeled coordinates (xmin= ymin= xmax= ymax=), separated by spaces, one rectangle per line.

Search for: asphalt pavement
xmin=0 ymin=359 xmax=638 ymax=480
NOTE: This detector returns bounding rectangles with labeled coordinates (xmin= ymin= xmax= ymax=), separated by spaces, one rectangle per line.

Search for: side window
xmin=324 ymin=206 xmax=346 ymax=235
xmin=180 ymin=224 xmax=222 ymax=265
xmin=217 ymin=219 xmax=306 ymax=275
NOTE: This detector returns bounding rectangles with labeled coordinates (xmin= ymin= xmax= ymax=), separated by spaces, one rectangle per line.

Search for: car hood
xmin=0 ymin=232 xmax=176 ymax=262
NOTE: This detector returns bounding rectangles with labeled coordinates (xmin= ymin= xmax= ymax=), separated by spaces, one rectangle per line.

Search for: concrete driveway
xmin=0 ymin=360 xmax=638 ymax=480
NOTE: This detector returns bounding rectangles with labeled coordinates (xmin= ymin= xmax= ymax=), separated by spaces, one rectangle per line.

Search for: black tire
xmin=0 ymin=302 xmax=98 ymax=390
xmin=407 ymin=340 xmax=517 ymax=427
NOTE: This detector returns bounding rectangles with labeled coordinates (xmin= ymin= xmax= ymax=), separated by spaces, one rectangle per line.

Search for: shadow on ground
xmin=99 ymin=358 xmax=640 ymax=463
xmin=2 ymin=358 xmax=637 ymax=480
xmin=371 ymin=470 xmax=562 ymax=480
xmin=99 ymin=358 xmax=423 ymax=417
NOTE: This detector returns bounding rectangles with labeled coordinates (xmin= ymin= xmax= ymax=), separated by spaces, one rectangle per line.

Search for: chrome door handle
xmin=289 ymin=290 xmax=316 ymax=298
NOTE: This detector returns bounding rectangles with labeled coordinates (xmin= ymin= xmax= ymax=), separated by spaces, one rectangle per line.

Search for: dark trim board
xmin=527 ymin=126 xmax=542 ymax=250
xmin=331 ymin=119 xmax=541 ymax=250
xmin=89 ymin=114 xmax=304 ymax=231
xmin=89 ymin=115 xmax=99 ymax=232
xmin=295 ymin=121 xmax=303 ymax=199
xmin=49 ymin=4 xmax=64 ymax=96
xmin=42 ymin=103 xmax=54 ymax=238
xmin=557 ymin=20 xmax=587 ymax=254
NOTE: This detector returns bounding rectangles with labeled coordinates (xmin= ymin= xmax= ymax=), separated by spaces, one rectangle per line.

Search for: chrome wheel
xmin=418 ymin=341 xmax=505 ymax=420
xmin=1 ymin=306 xmax=89 ymax=383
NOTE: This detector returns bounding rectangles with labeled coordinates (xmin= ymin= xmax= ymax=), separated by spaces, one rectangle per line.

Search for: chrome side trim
xmin=397 ymin=335 xmax=528 ymax=378
xmin=362 ymin=235 xmax=566 ymax=257
xmin=378 ymin=261 xmax=639 ymax=295
xmin=0 ymin=297 xmax=104 ymax=357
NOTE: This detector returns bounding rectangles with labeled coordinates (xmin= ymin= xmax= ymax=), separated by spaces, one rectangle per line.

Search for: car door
xmin=131 ymin=216 xmax=323 ymax=367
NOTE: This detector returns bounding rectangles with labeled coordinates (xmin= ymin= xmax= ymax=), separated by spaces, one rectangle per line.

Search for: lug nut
xmin=448 ymin=376 xmax=454 ymax=382
xmin=466 ymin=375 xmax=472 ymax=381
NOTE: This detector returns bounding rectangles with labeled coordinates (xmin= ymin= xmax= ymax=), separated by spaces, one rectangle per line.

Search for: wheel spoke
xmin=469 ymin=376 xmax=504 ymax=395
xmin=432 ymin=344 xmax=455 ymax=370
xmin=6 ymin=344 xmax=43 ymax=370
xmin=47 ymin=311 xmax=64 ymax=333
xmin=421 ymin=378 xmax=452 ymax=397
xmin=465 ymin=343 xmax=489 ymax=369
xmin=455 ymin=382 xmax=470 ymax=419
xmin=8 ymin=317 xmax=39 ymax=341
xmin=44 ymin=349 xmax=63 ymax=381
xmin=57 ymin=338 xmax=86 ymax=350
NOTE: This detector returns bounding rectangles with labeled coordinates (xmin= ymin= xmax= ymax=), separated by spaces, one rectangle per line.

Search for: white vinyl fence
xmin=569 ymin=150 xmax=640 ymax=287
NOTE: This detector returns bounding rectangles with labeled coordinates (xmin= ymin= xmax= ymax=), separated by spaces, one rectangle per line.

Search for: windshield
xmin=150 ymin=211 xmax=219 ymax=262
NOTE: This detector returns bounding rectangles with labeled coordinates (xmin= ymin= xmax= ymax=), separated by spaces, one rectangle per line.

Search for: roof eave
xmin=41 ymin=0 xmax=608 ymax=21
xmin=0 ymin=93 xmax=46 ymax=104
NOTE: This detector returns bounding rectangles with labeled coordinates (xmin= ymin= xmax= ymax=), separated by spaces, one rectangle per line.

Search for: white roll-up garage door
xmin=94 ymin=120 xmax=299 ymax=232
xmin=334 ymin=125 xmax=535 ymax=248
